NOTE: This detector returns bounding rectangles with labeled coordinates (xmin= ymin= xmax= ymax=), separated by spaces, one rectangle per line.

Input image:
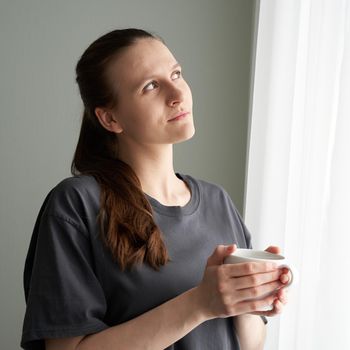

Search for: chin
xmin=173 ymin=125 xmax=196 ymax=144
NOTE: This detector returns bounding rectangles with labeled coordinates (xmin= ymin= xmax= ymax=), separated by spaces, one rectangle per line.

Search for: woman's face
xmin=105 ymin=38 xmax=195 ymax=148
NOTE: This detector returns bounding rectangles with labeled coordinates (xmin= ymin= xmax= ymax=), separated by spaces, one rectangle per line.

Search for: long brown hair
xmin=72 ymin=28 xmax=169 ymax=271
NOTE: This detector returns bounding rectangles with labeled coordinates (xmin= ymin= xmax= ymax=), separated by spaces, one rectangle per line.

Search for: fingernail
xmin=281 ymin=274 xmax=289 ymax=283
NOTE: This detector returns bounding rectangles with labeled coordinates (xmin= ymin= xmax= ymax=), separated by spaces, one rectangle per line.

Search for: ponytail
xmin=72 ymin=109 xmax=169 ymax=270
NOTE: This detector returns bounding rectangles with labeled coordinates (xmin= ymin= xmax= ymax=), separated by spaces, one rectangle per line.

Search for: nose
xmin=166 ymin=84 xmax=184 ymax=107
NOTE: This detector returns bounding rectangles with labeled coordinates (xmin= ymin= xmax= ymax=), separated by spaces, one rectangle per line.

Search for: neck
xmin=117 ymin=143 xmax=189 ymax=206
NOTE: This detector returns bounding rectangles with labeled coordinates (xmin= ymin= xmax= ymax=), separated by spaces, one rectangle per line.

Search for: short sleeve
xmin=21 ymin=189 xmax=108 ymax=349
xmin=232 ymin=205 xmax=253 ymax=249
xmin=220 ymin=188 xmax=253 ymax=249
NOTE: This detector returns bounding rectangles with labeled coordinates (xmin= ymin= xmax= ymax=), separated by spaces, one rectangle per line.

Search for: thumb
xmin=265 ymin=246 xmax=281 ymax=255
xmin=206 ymin=244 xmax=237 ymax=266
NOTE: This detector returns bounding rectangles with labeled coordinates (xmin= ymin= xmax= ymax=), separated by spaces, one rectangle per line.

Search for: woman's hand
xmin=195 ymin=244 xmax=285 ymax=320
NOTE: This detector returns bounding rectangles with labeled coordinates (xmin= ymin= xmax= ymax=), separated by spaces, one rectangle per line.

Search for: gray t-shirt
xmin=21 ymin=173 xmax=265 ymax=349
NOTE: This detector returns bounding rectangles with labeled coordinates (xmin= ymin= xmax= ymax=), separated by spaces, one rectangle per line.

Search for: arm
xmin=233 ymin=315 xmax=266 ymax=350
xmin=46 ymin=287 xmax=205 ymax=350
xmin=233 ymin=278 xmax=289 ymax=350
xmin=46 ymin=245 xmax=282 ymax=350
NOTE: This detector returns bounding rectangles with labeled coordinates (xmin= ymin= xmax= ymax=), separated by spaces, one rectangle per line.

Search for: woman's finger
xmin=236 ymin=280 xmax=281 ymax=302
xmin=277 ymin=288 xmax=289 ymax=304
xmin=264 ymin=246 xmax=281 ymax=254
xmin=224 ymin=262 xmax=278 ymax=278
xmin=234 ymin=270 xmax=282 ymax=289
xmin=235 ymin=294 xmax=276 ymax=314
xmin=251 ymin=298 xmax=284 ymax=317
xmin=272 ymin=299 xmax=284 ymax=314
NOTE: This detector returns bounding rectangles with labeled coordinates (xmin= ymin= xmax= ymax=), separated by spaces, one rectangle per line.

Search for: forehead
xmin=107 ymin=38 xmax=177 ymax=91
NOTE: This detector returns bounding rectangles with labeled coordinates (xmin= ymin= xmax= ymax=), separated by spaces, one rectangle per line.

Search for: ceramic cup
xmin=223 ymin=248 xmax=297 ymax=311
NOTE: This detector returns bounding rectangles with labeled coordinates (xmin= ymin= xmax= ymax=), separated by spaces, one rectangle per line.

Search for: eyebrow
xmin=133 ymin=62 xmax=181 ymax=91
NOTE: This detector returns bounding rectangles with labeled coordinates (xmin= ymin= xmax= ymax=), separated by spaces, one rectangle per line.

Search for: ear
xmin=94 ymin=107 xmax=123 ymax=133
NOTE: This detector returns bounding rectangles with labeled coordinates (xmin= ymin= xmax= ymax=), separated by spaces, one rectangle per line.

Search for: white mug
xmin=224 ymin=248 xmax=297 ymax=311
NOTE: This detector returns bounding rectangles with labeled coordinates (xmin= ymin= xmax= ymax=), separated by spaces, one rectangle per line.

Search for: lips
xmin=168 ymin=111 xmax=190 ymax=122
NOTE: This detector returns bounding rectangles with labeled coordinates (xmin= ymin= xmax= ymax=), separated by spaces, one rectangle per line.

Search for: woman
xmin=21 ymin=28 xmax=289 ymax=350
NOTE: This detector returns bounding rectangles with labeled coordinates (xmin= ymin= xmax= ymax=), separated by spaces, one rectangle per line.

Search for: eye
xmin=144 ymin=81 xmax=158 ymax=91
xmin=172 ymin=70 xmax=182 ymax=80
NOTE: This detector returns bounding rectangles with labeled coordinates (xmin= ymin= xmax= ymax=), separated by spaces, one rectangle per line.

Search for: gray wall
xmin=0 ymin=1 xmax=257 ymax=348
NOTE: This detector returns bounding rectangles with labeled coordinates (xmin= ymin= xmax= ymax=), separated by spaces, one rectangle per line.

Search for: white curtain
xmin=245 ymin=0 xmax=350 ymax=349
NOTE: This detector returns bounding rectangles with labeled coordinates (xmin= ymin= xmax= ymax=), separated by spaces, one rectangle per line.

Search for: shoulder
xmin=44 ymin=175 xmax=101 ymax=218
xmin=181 ymin=173 xmax=240 ymax=215
xmin=182 ymin=173 xmax=232 ymax=201
xmin=53 ymin=174 xmax=100 ymax=194
xmin=181 ymin=173 xmax=251 ymax=244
